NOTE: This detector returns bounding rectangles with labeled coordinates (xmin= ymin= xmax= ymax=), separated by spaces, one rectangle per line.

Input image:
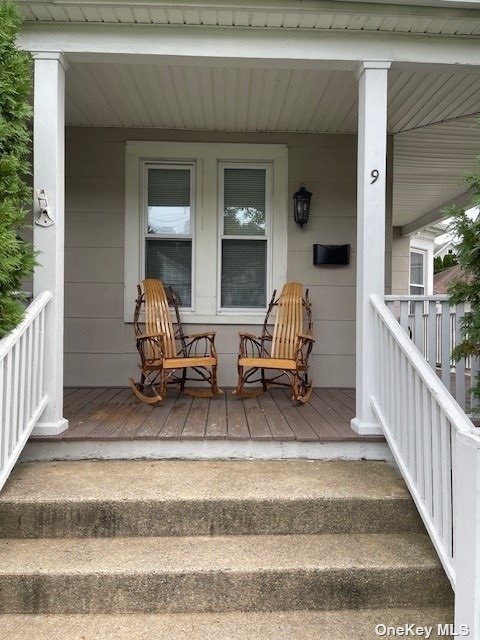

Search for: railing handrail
xmin=371 ymin=294 xmax=478 ymax=439
xmin=0 ymin=291 xmax=52 ymax=360
xmin=384 ymin=294 xmax=449 ymax=302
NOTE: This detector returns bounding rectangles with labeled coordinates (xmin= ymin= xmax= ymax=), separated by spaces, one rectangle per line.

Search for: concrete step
xmin=0 ymin=533 xmax=452 ymax=614
xmin=0 ymin=608 xmax=455 ymax=640
xmin=0 ymin=460 xmax=423 ymax=538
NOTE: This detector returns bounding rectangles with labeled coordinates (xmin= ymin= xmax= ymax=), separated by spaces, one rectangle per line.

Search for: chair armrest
xmin=183 ymin=332 xmax=217 ymax=358
xmin=238 ymin=332 xmax=262 ymax=341
xmin=296 ymin=333 xmax=315 ymax=343
xmin=135 ymin=331 xmax=165 ymax=341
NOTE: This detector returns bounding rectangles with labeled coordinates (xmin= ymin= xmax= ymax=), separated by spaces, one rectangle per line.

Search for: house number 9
xmin=370 ymin=169 xmax=379 ymax=184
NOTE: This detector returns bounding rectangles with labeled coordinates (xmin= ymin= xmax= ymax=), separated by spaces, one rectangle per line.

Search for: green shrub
xmin=0 ymin=0 xmax=36 ymax=338
xmin=444 ymin=167 xmax=480 ymax=401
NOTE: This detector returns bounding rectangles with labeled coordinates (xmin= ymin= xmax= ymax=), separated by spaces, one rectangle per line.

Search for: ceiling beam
xmin=401 ymin=187 xmax=474 ymax=236
xmin=18 ymin=23 xmax=480 ymax=68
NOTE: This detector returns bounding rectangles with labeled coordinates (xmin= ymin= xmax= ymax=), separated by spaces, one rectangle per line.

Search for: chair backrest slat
xmin=143 ymin=279 xmax=176 ymax=358
xmin=271 ymin=282 xmax=304 ymax=359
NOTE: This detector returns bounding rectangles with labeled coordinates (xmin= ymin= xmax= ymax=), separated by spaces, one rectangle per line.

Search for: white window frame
xmin=218 ymin=162 xmax=272 ymax=314
xmin=142 ymin=161 xmax=195 ymax=311
xmin=124 ymin=141 xmax=288 ymax=323
xmin=409 ymin=248 xmax=426 ymax=296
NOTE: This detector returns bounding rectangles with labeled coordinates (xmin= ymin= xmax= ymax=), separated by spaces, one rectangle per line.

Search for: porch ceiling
xmin=394 ymin=115 xmax=480 ymax=227
xmin=64 ymin=61 xmax=480 ymax=227
xmin=65 ymin=63 xmax=480 ymax=134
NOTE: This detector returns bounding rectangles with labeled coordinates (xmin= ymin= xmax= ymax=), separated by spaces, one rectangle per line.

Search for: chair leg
xmin=233 ymin=364 xmax=245 ymax=396
xmin=292 ymin=371 xmax=313 ymax=404
xmin=211 ymin=364 xmax=222 ymax=396
xmin=261 ymin=368 xmax=268 ymax=392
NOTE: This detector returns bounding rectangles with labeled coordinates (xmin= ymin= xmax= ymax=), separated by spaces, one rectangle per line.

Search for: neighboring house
xmin=435 ymin=239 xmax=459 ymax=262
xmin=1 ymin=0 xmax=480 ymax=637
xmin=409 ymin=221 xmax=448 ymax=296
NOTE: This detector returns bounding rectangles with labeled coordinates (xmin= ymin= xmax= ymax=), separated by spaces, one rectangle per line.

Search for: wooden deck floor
xmin=30 ymin=387 xmax=384 ymax=442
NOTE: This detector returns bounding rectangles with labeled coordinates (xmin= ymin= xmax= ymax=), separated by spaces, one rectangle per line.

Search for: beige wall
xmin=64 ymin=127 xmax=392 ymax=388
xmin=391 ymin=226 xmax=411 ymax=295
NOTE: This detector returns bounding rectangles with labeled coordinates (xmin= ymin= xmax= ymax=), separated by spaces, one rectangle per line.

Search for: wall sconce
xmin=293 ymin=185 xmax=312 ymax=228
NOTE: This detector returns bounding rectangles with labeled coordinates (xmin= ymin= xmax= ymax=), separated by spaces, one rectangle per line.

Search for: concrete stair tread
xmin=0 ymin=609 xmax=454 ymax=639
xmin=0 ymin=532 xmax=441 ymax=575
xmin=0 ymin=460 xmax=411 ymax=503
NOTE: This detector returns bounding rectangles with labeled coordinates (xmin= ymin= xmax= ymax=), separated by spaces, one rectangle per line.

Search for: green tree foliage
xmin=0 ymin=0 xmax=36 ymax=337
xmin=443 ymin=171 xmax=480 ymax=400
xmin=434 ymin=253 xmax=459 ymax=274
xmin=434 ymin=255 xmax=444 ymax=274
xmin=442 ymin=253 xmax=458 ymax=269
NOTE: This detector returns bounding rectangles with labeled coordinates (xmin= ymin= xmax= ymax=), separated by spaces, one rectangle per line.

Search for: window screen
xmin=410 ymin=251 xmax=425 ymax=296
xmin=220 ymin=165 xmax=269 ymax=309
xmin=223 ymin=168 xmax=266 ymax=236
xmin=221 ymin=239 xmax=267 ymax=308
xmin=145 ymin=165 xmax=193 ymax=306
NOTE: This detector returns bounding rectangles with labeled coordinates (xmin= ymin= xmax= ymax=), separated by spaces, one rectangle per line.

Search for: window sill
xmin=124 ymin=312 xmax=268 ymax=325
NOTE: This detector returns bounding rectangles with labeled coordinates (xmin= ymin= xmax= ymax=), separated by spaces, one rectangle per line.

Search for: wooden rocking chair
xmin=233 ymin=282 xmax=314 ymax=403
xmin=129 ymin=279 xmax=222 ymax=404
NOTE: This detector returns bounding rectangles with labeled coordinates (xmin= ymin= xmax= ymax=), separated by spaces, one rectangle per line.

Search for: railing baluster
xmin=455 ymin=304 xmax=466 ymax=411
xmin=414 ymin=301 xmax=424 ymax=355
xmin=0 ymin=357 xmax=4 ymax=469
xmin=431 ymin=398 xmax=442 ymax=536
xmin=440 ymin=412 xmax=453 ymax=560
xmin=441 ymin=301 xmax=451 ymax=391
xmin=32 ymin=316 xmax=40 ymax=412
xmin=415 ymin=373 xmax=425 ymax=500
xmin=11 ymin=342 xmax=20 ymax=448
xmin=407 ymin=360 xmax=416 ymax=477
xmin=4 ymin=352 xmax=13 ymax=461
xmin=423 ymin=384 xmax=433 ymax=517
xmin=427 ymin=301 xmax=437 ymax=369
xmin=399 ymin=300 xmax=409 ymax=334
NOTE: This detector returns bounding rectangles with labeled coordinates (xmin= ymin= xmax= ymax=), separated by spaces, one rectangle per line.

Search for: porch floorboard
xmin=30 ymin=387 xmax=384 ymax=443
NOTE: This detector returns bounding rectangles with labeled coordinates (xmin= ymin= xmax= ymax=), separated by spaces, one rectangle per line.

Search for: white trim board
xmin=124 ymin=141 xmax=288 ymax=323
xmin=19 ymin=23 xmax=480 ymax=68
xmin=21 ymin=439 xmax=392 ymax=462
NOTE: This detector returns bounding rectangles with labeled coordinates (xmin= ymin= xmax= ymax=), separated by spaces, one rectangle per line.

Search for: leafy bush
xmin=0 ymin=0 xmax=36 ymax=338
xmin=444 ymin=169 xmax=480 ymax=400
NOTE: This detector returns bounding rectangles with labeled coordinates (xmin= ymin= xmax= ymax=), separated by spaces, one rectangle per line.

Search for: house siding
xmin=64 ymin=127 xmax=392 ymax=388
xmin=391 ymin=227 xmax=411 ymax=295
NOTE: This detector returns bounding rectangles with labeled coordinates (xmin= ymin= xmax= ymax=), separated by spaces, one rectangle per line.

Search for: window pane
xmin=145 ymin=239 xmax=192 ymax=306
xmin=410 ymin=285 xmax=424 ymax=295
xmin=224 ymin=168 xmax=266 ymax=236
xmin=410 ymin=252 xmax=424 ymax=285
xmin=221 ymin=239 xmax=266 ymax=308
xmin=147 ymin=168 xmax=191 ymax=235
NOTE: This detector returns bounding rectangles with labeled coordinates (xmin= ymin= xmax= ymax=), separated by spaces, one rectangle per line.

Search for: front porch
xmin=31 ymin=386 xmax=381 ymax=443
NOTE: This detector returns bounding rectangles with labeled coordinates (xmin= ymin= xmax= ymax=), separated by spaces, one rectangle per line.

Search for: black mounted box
xmin=313 ymin=244 xmax=350 ymax=266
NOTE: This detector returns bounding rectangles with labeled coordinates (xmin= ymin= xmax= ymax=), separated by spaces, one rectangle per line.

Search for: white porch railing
xmin=0 ymin=291 xmax=52 ymax=491
xmin=371 ymin=294 xmax=480 ymax=636
xmin=385 ymin=295 xmax=479 ymax=416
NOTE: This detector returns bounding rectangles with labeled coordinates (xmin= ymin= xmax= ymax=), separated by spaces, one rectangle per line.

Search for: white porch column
xmin=32 ymin=52 xmax=68 ymax=435
xmin=351 ymin=60 xmax=391 ymax=436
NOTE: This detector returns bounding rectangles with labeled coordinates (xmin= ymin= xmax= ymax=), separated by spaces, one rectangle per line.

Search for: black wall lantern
xmin=293 ymin=185 xmax=312 ymax=228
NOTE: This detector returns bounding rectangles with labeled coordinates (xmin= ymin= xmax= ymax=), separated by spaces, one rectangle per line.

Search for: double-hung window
xmin=409 ymin=250 xmax=425 ymax=296
xmin=125 ymin=141 xmax=287 ymax=323
xmin=219 ymin=164 xmax=270 ymax=310
xmin=144 ymin=163 xmax=194 ymax=308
